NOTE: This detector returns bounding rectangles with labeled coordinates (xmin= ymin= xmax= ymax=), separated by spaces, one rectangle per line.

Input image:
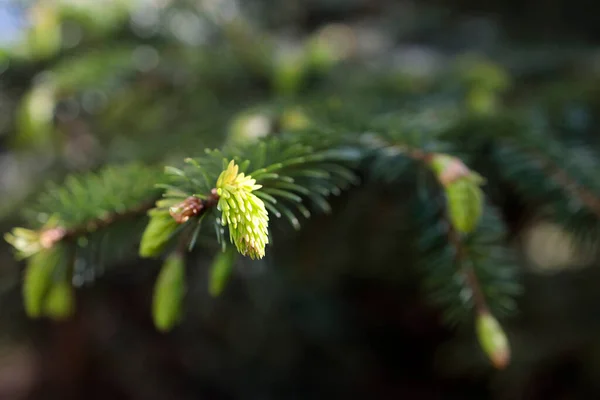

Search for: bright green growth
xmin=139 ymin=209 xmax=179 ymax=258
xmin=429 ymin=154 xmax=485 ymax=234
xmin=209 ymin=247 xmax=238 ymax=297
xmin=476 ymin=311 xmax=510 ymax=369
xmin=23 ymin=164 xmax=162 ymax=230
xmin=44 ymin=281 xmax=75 ymax=320
xmin=23 ymin=245 xmax=67 ymax=318
xmin=216 ymin=160 xmax=269 ymax=259
xmin=446 ymin=179 xmax=484 ymax=234
xmin=152 ymin=253 xmax=186 ymax=332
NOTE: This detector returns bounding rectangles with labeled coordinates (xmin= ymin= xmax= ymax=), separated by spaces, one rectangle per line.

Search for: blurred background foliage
xmin=2 ymin=0 xmax=600 ymax=399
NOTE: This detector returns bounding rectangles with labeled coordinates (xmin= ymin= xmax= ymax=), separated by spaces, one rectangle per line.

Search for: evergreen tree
xmin=2 ymin=0 xmax=600 ymax=398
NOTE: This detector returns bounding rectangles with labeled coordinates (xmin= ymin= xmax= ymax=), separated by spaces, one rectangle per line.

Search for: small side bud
xmin=152 ymin=253 xmax=186 ymax=332
xmin=23 ymin=245 xmax=66 ymax=318
xmin=429 ymin=154 xmax=486 ymax=234
xmin=44 ymin=281 xmax=75 ymax=320
xmin=139 ymin=209 xmax=179 ymax=258
xmin=476 ymin=311 xmax=511 ymax=369
xmin=446 ymin=179 xmax=484 ymax=234
xmin=209 ymin=247 xmax=238 ymax=297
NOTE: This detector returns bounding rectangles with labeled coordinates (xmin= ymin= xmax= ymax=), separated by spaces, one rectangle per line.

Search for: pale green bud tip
xmin=5 ymin=221 xmax=67 ymax=260
xmin=429 ymin=153 xmax=485 ymax=234
xmin=476 ymin=311 xmax=511 ymax=369
xmin=216 ymin=160 xmax=269 ymax=259
xmin=429 ymin=154 xmax=484 ymax=187
xmin=5 ymin=229 xmax=42 ymax=259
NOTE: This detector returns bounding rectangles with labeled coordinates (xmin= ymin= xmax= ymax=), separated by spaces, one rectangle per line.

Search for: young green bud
xmin=139 ymin=209 xmax=179 ymax=258
xmin=476 ymin=311 xmax=510 ymax=369
xmin=23 ymin=245 xmax=66 ymax=318
xmin=44 ymin=281 xmax=75 ymax=320
xmin=152 ymin=253 xmax=186 ymax=332
xmin=429 ymin=154 xmax=485 ymax=234
xmin=209 ymin=247 xmax=238 ymax=297
xmin=446 ymin=178 xmax=484 ymax=234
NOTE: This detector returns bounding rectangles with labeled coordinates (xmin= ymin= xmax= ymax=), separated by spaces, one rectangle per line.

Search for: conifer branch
xmin=366 ymin=136 xmax=495 ymax=318
xmin=60 ymin=199 xmax=157 ymax=243
xmin=360 ymin=133 xmax=432 ymax=163
xmin=494 ymin=139 xmax=600 ymax=231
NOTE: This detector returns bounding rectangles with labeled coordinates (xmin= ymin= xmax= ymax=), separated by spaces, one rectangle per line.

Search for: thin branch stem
xmin=66 ymin=200 xmax=157 ymax=239
xmin=447 ymin=226 xmax=489 ymax=314
xmin=40 ymin=198 xmax=159 ymax=248
xmin=504 ymin=143 xmax=600 ymax=218
xmin=542 ymin=158 xmax=600 ymax=218
xmin=362 ymin=134 xmax=432 ymax=162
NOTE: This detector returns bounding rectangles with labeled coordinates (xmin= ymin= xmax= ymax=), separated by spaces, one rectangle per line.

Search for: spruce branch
xmin=41 ymin=199 xmax=156 ymax=246
xmin=446 ymin=208 xmax=511 ymax=370
xmin=446 ymin=114 xmax=600 ymax=224
xmin=393 ymin=148 xmax=517 ymax=369
xmin=6 ymin=164 xmax=163 ymax=260
xmin=492 ymin=137 xmax=600 ymax=245
xmin=363 ymin=132 xmax=518 ymax=322
xmin=140 ymin=136 xmax=360 ymax=261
